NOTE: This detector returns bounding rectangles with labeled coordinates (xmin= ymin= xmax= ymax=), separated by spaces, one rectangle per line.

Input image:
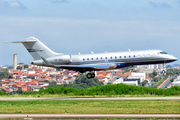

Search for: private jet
xmin=6 ymin=37 xmax=177 ymax=79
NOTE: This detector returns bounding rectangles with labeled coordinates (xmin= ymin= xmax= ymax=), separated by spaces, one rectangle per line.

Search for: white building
xmin=123 ymin=81 xmax=138 ymax=86
xmin=137 ymin=64 xmax=165 ymax=70
xmin=131 ymin=72 xmax=146 ymax=82
xmin=171 ymin=81 xmax=180 ymax=86
xmin=112 ymin=77 xmax=124 ymax=84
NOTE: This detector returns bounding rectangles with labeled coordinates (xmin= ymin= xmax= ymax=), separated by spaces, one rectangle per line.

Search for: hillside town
xmin=0 ymin=63 xmax=180 ymax=93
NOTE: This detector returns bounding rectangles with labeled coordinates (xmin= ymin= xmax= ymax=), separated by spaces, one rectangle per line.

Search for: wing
xmin=54 ymin=63 xmax=117 ymax=72
xmin=40 ymin=57 xmax=117 ymax=72
xmin=55 ymin=63 xmax=117 ymax=69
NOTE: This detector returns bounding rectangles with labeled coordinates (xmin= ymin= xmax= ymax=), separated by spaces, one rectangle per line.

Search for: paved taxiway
xmin=0 ymin=114 xmax=180 ymax=119
xmin=0 ymin=97 xmax=180 ymax=101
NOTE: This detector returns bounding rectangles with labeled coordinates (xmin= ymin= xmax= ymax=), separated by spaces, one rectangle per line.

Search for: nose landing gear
xmin=86 ymin=72 xmax=95 ymax=79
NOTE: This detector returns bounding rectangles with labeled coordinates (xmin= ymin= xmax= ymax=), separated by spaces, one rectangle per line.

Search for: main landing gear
xmin=86 ymin=72 xmax=95 ymax=79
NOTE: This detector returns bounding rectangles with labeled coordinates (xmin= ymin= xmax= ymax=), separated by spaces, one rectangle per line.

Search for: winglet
xmin=41 ymin=57 xmax=54 ymax=67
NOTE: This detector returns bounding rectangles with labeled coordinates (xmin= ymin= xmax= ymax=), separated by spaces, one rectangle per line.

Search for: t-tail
xmin=5 ymin=37 xmax=63 ymax=60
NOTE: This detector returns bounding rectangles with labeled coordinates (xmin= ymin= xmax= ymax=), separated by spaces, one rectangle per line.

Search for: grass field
xmin=2 ymin=93 xmax=180 ymax=97
xmin=0 ymin=100 xmax=179 ymax=114
xmin=2 ymin=118 xmax=179 ymax=120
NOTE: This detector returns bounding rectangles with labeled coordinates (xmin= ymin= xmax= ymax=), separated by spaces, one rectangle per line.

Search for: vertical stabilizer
xmin=6 ymin=37 xmax=61 ymax=60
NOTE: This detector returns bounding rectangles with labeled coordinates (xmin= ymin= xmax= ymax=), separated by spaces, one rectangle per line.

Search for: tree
xmin=149 ymin=73 xmax=154 ymax=78
xmin=44 ymin=80 xmax=50 ymax=83
xmin=153 ymin=71 xmax=157 ymax=77
xmin=1 ymin=89 xmax=6 ymax=93
xmin=149 ymin=71 xmax=158 ymax=79
xmin=16 ymin=88 xmax=23 ymax=94
xmin=8 ymin=75 xmax=13 ymax=79
xmin=141 ymin=80 xmax=148 ymax=86
xmin=170 ymin=78 xmax=174 ymax=82
xmin=154 ymin=77 xmax=159 ymax=82
xmin=24 ymin=65 xmax=29 ymax=69
xmin=8 ymin=66 xmax=13 ymax=69
xmin=166 ymin=69 xmax=180 ymax=76
xmin=0 ymin=68 xmax=9 ymax=80
xmin=0 ymin=90 xmax=7 ymax=95
xmin=16 ymin=66 xmax=22 ymax=70
xmin=48 ymin=81 xmax=59 ymax=87
xmin=59 ymin=73 xmax=103 ymax=89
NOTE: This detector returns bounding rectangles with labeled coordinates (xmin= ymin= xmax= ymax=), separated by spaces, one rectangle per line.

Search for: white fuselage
xmin=32 ymin=49 xmax=177 ymax=70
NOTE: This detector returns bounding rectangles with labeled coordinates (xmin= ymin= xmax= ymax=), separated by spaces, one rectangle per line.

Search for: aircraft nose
xmin=171 ymin=56 xmax=178 ymax=61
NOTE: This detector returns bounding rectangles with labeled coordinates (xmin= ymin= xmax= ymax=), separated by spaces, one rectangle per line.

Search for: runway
xmin=0 ymin=114 xmax=180 ymax=119
xmin=0 ymin=97 xmax=180 ymax=101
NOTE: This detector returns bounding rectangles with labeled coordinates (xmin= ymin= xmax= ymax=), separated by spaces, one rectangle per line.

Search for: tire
xmin=162 ymin=70 xmax=166 ymax=74
xmin=91 ymin=73 xmax=95 ymax=78
xmin=86 ymin=73 xmax=92 ymax=79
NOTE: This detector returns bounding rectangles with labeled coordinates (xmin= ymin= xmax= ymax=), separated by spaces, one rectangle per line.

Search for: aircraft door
xmin=69 ymin=55 xmax=72 ymax=63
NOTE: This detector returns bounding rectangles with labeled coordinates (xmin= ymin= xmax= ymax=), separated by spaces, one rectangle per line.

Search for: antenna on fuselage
xmin=78 ymin=52 xmax=81 ymax=55
xmin=128 ymin=49 xmax=131 ymax=51
xmin=91 ymin=51 xmax=94 ymax=54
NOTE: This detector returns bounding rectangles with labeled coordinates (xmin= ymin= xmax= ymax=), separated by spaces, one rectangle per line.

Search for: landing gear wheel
xmin=86 ymin=72 xmax=96 ymax=79
xmin=91 ymin=73 xmax=95 ymax=78
xmin=162 ymin=70 xmax=166 ymax=74
xmin=86 ymin=73 xmax=92 ymax=79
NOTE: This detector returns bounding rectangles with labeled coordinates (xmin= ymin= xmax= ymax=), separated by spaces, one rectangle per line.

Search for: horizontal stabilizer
xmin=4 ymin=40 xmax=36 ymax=43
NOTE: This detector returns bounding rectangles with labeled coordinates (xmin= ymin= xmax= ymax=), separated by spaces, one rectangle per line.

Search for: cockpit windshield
xmin=159 ymin=51 xmax=168 ymax=54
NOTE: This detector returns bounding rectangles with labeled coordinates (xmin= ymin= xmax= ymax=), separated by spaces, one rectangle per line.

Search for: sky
xmin=0 ymin=0 xmax=180 ymax=66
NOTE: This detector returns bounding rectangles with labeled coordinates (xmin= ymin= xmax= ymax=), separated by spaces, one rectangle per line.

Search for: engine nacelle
xmin=49 ymin=55 xmax=71 ymax=64
xmin=31 ymin=55 xmax=71 ymax=66
xmin=31 ymin=59 xmax=44 ymax=65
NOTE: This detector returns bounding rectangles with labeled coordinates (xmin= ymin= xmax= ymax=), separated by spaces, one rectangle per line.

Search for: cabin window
xmin=160 ymin=51 xmax=168 ymax=54
xmin=120 ymin=56 xmax=121 ymax=58
xmin=133 ymin=55 xmax=135 ymax=58
xmin=54 ymin=59 xmax=57 ymax=61
xmin=83 ymin=58 xmax=85 ymax=61
xmin=110 ymin=57 xmax=113 ymax=59
xmin=115 ymin=56 xmax=117 ymax=59
xmin=129 ymin=55 xmax=131 ymax=58
xmin=87 ymin=58 xmax=89 ymax=60
xmin=101 ymin=57 xmax=103 ymax=59
xmin=124 ymin=56 xmax=126 ymax=58
xmin=91 ymin=58 xmax=93 ymax=60
xmin=105 ymin=57 xmax=107 ymax=59
xmin=96 ymin=58 xmax=98 ymax=60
